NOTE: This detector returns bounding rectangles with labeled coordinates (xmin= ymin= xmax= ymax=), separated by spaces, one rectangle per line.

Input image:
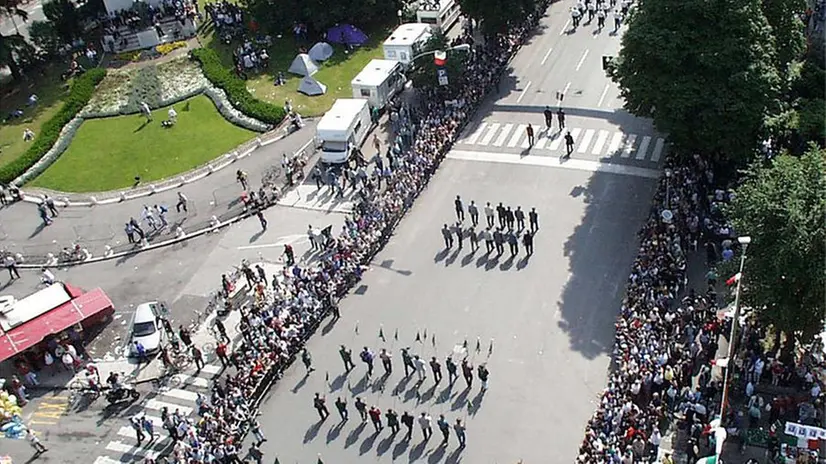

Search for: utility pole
xmin=718 ymin=236 xmax=751 ymax=426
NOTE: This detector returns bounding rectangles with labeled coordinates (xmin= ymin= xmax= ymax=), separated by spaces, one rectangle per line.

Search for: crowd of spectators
xmin=204 ymin=1 xmax=245 ymax=43
xmin=150 ymin=5 xmax=549 ymax=463
xmin=574 ymin=155 xmax=748 ymax=463
xmin=102 ymin=0 xmax=196 ymax=50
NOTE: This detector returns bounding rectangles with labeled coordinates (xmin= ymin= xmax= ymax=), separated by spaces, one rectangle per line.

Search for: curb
xmin=19 ymin=121 xmax=312 ymax=208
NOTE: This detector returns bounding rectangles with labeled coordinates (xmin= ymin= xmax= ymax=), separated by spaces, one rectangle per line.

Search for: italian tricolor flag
xmin=434 ymin=51 xmax=447 ymax=66
xmin=725 ymin=272 xmax=741 ymax=286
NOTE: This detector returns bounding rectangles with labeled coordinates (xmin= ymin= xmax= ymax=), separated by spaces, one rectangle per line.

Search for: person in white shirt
xmin=418 ymin=412 xmax=432 ymax=440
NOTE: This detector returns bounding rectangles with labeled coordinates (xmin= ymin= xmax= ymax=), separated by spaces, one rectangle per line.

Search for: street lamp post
xmin=664 ymin=168 xmax=672 ymax=209
xmin=718 ymin=235 xmax=752 ymax=427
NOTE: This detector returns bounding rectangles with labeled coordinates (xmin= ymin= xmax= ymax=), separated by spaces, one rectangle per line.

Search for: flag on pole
xmin=725 ymin=272 xmax=741 ymax=286
xmin=434 ymin=51 xmax=447 ymax=66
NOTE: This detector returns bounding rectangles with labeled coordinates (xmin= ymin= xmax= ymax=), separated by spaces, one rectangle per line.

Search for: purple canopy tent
xmin=325 ymin=24 xmax=368 ymax=46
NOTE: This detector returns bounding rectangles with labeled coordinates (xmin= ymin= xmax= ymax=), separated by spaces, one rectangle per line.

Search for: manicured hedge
xmin=1 ymin=68 xmax=107 ymax=185
xmin=190 ymin=48 xmax=286 ymax=125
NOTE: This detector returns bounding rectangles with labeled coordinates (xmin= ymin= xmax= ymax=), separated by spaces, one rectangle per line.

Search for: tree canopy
xmin=407 ymin=32 xmax=469 ymax=91
xmin=244 ymin=0 xmax=402 ymax=35
xmin=724 ymin=146 xmax=826 ymax=341
xmin=610 ymin=0 xmax=780 ymax=164
xmin=0 ymin=0 xmax=28 ymax=80
xmin=458 ymin=0 xmax=538 ymax=35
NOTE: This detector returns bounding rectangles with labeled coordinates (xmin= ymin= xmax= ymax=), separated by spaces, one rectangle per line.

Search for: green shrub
xmin=190 ymin=48 xmax=286 ymax=125
xmin=0 ymin=68 xmax=106 ymax=185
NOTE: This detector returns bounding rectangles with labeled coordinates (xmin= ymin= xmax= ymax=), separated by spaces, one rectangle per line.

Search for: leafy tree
xmin=407 ymin=32 xmax=469 ymax=90
xmin=761 ymin=0 xmax=806 ymax=77
xmin=0 ymin=0 xmax=28 ymax=80
xmin=244 ymin=0 xmax=401 ymax=35
xmin=458 ymin=0 xmax=538 ymax=35
xmin=610 ymin=0 xmax=780 ymax=164
xmin=42 ymin=0 xmax=80 ymax=43
xmin=723 ymin=146 xmax=826 ymax=343
xmin=29 ymin=19 xmax=63 ymax=58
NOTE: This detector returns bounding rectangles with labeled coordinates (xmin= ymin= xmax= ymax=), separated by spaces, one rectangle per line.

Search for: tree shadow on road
xmin=303 ymin=420 xmax=323 ymax=443
xmin=344 ymin=421 xmax=366 ymax=448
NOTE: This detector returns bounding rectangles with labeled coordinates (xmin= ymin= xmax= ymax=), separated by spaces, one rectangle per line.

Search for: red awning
xmin=0 ymin=287 xmax=113 ymax=363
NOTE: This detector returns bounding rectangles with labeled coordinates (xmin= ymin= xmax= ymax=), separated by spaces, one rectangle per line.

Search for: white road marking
xmin=521 ymin=130 xmax=531 ymax=148
xmin=560 ymin=19 xmax=571 ymax=35
xmin=650 ymin=138 xmax=666 ymax=162
xmin=620 ymin=134 xmax=637 ymax=158
xmin=592 ymin=130 xmax=609 ymax=155
xmin=597 ymin=83 xmax=610 ymax=107
xmin=493 ymin=124 xmax=513 ymax=147
xmin=508 ymin=124 xmax=526 ymax=147
xmin=463 ymin=123 xmax=487 ymax=145
xmin=541 ymin=47 xmax=554 ymax=65
xmin=160 ymin=388 xmax=200 ymax=402
xmin=516 ymin=81 xmax=532 ymax=103
xmin=560 ymin=82 xmax=571 ymax=101
xmin=575 ymin=49 xmax=589 ymax=71
xmin=237 ymin=234 xmax=307 ymax=251
xmin=535 ymin=133 xmax=549 ymax=149
xmin=635 ymin=136 xmax=652 ymax=160
xmin=479 ymin=123 xmax=500 ymax=146
xmin=548 ymin=132 xmax=565 ymax=151
xmin=144 ymin=399 xmax=193 ymax=416
xmin=200 ymin=364 xmax=221 ymax=375
xmin=568 ymin=129 xmax=582 ymax=151
xmin=447 ymin=150 xmax=661 ymax=179
xmin=95 ymin=457 xmax=128 ymax=464
xmin=577 ymin=129 xmax=595 ymax=153
xmin=105 ymin=441 xmax=159 ymax=459
xmin=607 ymin=132 xmax=623 ymax=154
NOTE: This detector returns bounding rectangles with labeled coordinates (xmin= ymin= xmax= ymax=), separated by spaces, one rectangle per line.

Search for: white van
xmin=351 ymin=59 xmax=406 ymax=111
xmin=416 ymin=0 xmax=462 ymax=33
xmin=317 ymin=99 xmax=372 ymax=164
xmin=383 ymin=23 xmax=433 ymax=65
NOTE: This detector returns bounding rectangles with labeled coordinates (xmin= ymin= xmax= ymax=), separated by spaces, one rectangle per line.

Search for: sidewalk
xmin=0 ymin=122 xmax=317 ymax=267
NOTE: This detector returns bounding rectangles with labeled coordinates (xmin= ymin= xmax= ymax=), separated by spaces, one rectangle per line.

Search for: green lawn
xmin=200 ymin=22 xmax=388 ymax=116
xmin=0 ymin=69 xmax=71 ymax=170
xmin=29 ymin=95 xmax=256 ymax=192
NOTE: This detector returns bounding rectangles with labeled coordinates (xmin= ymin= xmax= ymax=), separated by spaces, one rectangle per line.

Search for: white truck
xmin=351 ymin=59 xmax=406 ymax=111
xmin=316 ymin=99 xmax=372 ymax=164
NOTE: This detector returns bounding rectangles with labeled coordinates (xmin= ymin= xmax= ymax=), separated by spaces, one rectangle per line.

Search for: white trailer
xmin=351 ymin=59 xmax=406 ymax=111
xmin=316 ymin=99 xmax=372 ymax=164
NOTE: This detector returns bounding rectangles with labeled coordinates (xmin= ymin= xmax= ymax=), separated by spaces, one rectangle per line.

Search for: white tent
xmin=308 ymin=42 xmax=334 ymax=62
xmin=288 ymin=53 xmax=319 ymax=76
xmin=298 ymin=77 xmax=327 ymax=96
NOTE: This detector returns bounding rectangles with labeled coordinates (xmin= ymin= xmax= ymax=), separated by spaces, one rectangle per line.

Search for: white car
xmin=129 ymin=302 xmax=164 ymax=356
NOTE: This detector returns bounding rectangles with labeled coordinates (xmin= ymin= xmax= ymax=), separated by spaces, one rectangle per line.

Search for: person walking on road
xmin=484 ymin=202 xmax=495 ymax=228
xmin=452 ymin=222 xmax=464 ymax=250
xmin=507 ymin=230 xmax=519 ymax=257
xmin=251 ymin=419 xmax=267 ymax=443
xmin=179 ymin=326 xmax=192 ymax=347
xmin=468 ymin=200 xmax=479 ymax=226
xmin=386 ymin=409 xmax=400 ymax=434
xmin=43 ymin=195 xmax=59 ymax=217
xmin=141 ymin=414 xmax=156 ymax=442
xmin=564 ymin=131 xmax=575 ymax=158
xmin=191 ymin=345 xmax=205 ymax=371
xmin=283 ymin=244 xmax=295 ymax=266
xmin=38 ymin=203 xmax=52 ymax=226
xmin=515 ymin=207 xmax=526 ymax=230
xmin=413 ymin=355 xmax=427 ymax=383
xmin=302 ymin=349 xmax=315 ymax=374
xmin=529 ymin=207 xmax=539 ymax=232
xmin=255 ymin=265 xmax=267 ymax=286
xmin=131 ymin=416 xmax=146 ymax=446
xmin=526 ymin=124 xmax=535 ymax=146
xmin=401 ymin=411 xmax=414 ymax=440
xmin=418 ymin=412 xmax=433 ymax=441
xmin=454 ymin=195 xmax=465 ymax=222
xmin=134 ymin=341 xmax=148 ymax=365
xmin=339 ymin=345 xmax=355 ymax=372
xmin=454 ymin=419 xmax=466 ymax=447
xmin=256 ymin=210 xmax=267 ymax=230
xmin=482 ymin=228 xmax=494 ymax=253
xmin=368 ymin=406 xmax=383 ymax=432
xmin=462 ymin=359 xmax=474 ymax=388
xmin=441 ymin=224 xmax=454 ymax=249
xmin=313 ymin=393 xmax=329 ymax=421
xmin=523 ymin=230 xmax=535 ymax=256
xmin=335 ymin=397 xmax=348 ymax=421
xmin=493 ymin=228 xmax=505 ymax=256
xmin=478 ymin=363 xmax=490 ymax=390
xmin=355 ymin=397 xmax=368 ymax=421
xmin=469 ymin=226 xmax=479 ymax=252
xmin=544 ymin=106 xmax=553 ymax=129
xmin=5 ymin=254 xmax=20 ymax=280
xmin=496 ymin=202 xmax=506 ymax=228
xmin=437 ymin=414 xmax=450 ymax=444
xmin=446 ymin=356 xmax=459 ymax=385
xmin=379 ymin=348 xmax=393 ymax=375
xmin=26 ymin=429 xmax=48 ymax=455
xmin=401 ymin=348 xmax=415 ymax=377
xmin=176 ymin=191 xmax=188 ymax=213
xmin=557 ymin=108 xmax=566 ymax=129
xmin=236 ymin=170 xmax=249 ymax=191
xmin=216 ymin=341 xmax=230 ymax=366
xmin=360 ymin=347 xmax=374 ymax=378
xmin=430 ymin=357 xmax=443 ymax=383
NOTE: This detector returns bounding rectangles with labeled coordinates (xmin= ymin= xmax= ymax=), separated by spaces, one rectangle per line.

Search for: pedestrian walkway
xmin=457 ymin=120 xmax=667 ymax=163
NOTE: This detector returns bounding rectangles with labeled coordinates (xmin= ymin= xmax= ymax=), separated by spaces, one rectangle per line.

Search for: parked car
xmin=129 ymin=302 xmax=164 ymax=356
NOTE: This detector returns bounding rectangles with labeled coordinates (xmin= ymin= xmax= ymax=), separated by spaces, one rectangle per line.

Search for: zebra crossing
xmin=92 ymin=364 xmax=221 ymax=464
xmin=457 ymin=122 xmax=667 ymax=163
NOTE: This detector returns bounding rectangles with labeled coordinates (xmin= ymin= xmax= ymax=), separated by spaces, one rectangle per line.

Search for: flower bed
xmin=3 ymin=69 xmax=106 ymax=185
xmin=155 ymin=41 xmax=187 ymax=56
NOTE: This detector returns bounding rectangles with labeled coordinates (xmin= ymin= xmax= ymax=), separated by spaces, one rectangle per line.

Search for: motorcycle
xmin=106 ymin=385 xmax=140 ymax=404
